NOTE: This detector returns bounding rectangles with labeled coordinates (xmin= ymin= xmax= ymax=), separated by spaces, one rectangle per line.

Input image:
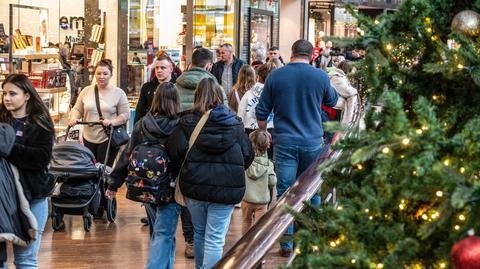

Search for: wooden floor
xmin=4 ymin=188 xmax=287 ymax=268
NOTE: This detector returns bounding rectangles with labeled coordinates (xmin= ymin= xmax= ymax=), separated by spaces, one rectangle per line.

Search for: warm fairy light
xmin=365 ymin=209 xmax=370 ymax=213
xmin=431 ymin=211 xmax=440 ymax=219
xmin=382 ymin=147 xmax=390 ymax=154
xmin=402 ymin=138 xmax=410 ymax=145
xmin=330 ymin=241 xmax=337 ymax=247
xmin=431 ymin=35 xmax=438 ymax=41
xmin=400 ymin=155 xmax=405 ymax=159
xmin=422 ymin=126 xmax=428 ymax=130
xmin=443 ymin=159 xmax=451 ymax=166
xmin=337 ymin=205 xmax=343 ymax=211
xmin=460 ymin=167 xmax=465 ymax=173
xmin=312 ymin=245 xmax=319 ymax=252
xmin=295 ymin=247 xmax=301 ymax=254
xmin=357 ymin=164 xmax=363 ymax=170
xmin=459 ymin=214 xmax=466 ymax=221
xmin=377 ymin=263 xmax=384 ymax=269
xmin=436 ymin=191 xmax=443 ymax=197
xmin=360 ymin=30 xmax=365 ymax=36
xmin=454 ymin=225 xmax=460 ymax=231
xmin=416 ymin=129 xmax=423 ymax=134
xmin=398 ymin=80 xmax=403 ymax=85
xmin=369 ymin=216 xmax=373 ymax=220
xmin=399 ymin=203 xmax=406 ymax=210
xmin=386 ymin=44 xmax=393 ymax=51
xmin=335 ymin=239 xmax=341 ymax=245
xmin=422 ymin=214 xmax=428 ymax=220
xmin=413 ymin=170 xmax=417 ymax=176
xmin=432 ymin=95 xmax=438 ymax=100
xmin=351 ymin=259 xmax=356 ymax=264
xmin=374 ymin=19 xmax=380 ymax=25
xmin=440 ymin=263 xmax=446 ymax=268
xmin=457 ymin=64 xmax=464 ymax=69
xmin=426 ymin=27 xmax=432 ymax=33
xmin=425 ymin=17 xmax=431 ymax=23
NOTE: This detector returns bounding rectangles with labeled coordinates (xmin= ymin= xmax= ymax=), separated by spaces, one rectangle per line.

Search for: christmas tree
xmin=289 ymin=0 xmax=480 ymax=268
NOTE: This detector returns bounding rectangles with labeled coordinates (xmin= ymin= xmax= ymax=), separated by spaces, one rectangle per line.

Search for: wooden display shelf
xmin=0 ymin=53 xmax=59 ymax=60
xmin=36 ymin=87 xmax=67 ymax=94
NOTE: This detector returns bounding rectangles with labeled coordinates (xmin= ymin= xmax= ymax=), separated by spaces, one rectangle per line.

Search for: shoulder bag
xmin=94 ymin=85 xmax=129 ymax=149
xmin=174 ymin=110 xmax=211 ymax=206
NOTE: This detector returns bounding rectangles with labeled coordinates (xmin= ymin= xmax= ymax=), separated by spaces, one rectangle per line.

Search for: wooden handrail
xmin=213 ymin=146 xmax=335 ymax=269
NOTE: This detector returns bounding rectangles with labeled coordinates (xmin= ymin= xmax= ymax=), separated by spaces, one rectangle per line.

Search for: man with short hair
xmin=211 ymin=43 xmax=245 ymax=95
xmin=256 ymin=39 xmax=338 ymax=257
xmin=266 ymin=46 xmax=285 ymax=65
xmin=134 ymin=55 xmax=175 ymax=123
xmin=176 ymin=48 xmax=217 ymax=110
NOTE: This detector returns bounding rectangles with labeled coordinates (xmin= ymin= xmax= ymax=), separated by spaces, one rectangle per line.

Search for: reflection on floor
xmin=5 ymin=188 xmax=287 ymax=268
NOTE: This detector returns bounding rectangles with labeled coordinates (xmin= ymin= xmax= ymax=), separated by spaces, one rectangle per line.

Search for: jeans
xmin=185 ymin=198 xmax=234 ymax=269
xmin=12 ymin=198 xmax=48 ymax=269
xmin=145 ymin=203 xmax=180 ymax=269
xmin=180 ymin=206 xmax=194 ymax=244
xmin=274 ymin=143 xmax=324 ymax=250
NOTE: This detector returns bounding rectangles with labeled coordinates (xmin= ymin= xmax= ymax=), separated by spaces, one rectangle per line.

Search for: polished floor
xmin=5 ymin=188 xmax=286 ymax=268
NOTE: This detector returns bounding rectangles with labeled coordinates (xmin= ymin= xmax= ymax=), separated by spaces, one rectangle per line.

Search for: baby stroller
xmin=49 ymin=122 xmax=117 ymax=232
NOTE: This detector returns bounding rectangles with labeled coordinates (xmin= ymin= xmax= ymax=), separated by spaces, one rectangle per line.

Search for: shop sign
xmin=59 ymin=16 xmax=85 ymax=30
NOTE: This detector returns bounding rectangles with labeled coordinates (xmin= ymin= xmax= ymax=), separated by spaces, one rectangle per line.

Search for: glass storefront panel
xmin=193 ymin=0 xmax=235 ymax=49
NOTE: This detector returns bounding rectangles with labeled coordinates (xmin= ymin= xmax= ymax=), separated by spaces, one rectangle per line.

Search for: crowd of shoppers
xmin=0 ymin=38 xmax=361 ymax=269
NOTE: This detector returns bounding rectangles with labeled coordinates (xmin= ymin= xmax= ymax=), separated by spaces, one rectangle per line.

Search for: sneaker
xmin=279 ymin=248 xmax=292 ymax=257
xmin=185 ymin=242 xmax=194 ymax=259
xmin=140 ymin=217 xmax=149 ymax=225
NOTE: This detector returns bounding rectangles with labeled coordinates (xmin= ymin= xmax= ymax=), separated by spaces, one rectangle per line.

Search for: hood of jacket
xmin=179 ymin=105 xmax=243 ymax=154
xmin=176 ymin=67 xmax=216 ymax=90
xmin=142 ymin=112 xmax=178 ymax=139
xmin=328 ymin=68 xmax=347 ymax=79
xmin=0 ymin=123 xmax=15 ymax=158
xmin=246 ymin=154 xmax=270 ymax=180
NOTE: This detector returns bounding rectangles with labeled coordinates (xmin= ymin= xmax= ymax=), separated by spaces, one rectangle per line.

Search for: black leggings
xmin=83 ymin=138 xmax=118 ymax=167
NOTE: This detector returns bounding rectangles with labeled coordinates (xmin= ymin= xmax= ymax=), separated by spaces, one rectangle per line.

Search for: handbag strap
xmin=179 ymin=109 xmax=211 ymax=170
xmin=94 ymin=85 xmax=104 ymax=121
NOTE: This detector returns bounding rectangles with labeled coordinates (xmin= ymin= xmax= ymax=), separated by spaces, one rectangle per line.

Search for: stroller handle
xmin=64 ymin=122 xmax=113 ymax=142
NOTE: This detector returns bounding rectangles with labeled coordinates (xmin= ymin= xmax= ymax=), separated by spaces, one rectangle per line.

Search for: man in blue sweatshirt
xmin=256 ymin=39 xmax=338 ymax=257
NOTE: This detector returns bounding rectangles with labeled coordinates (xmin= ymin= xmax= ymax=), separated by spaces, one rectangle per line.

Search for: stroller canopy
xmin=50 ymin=141 xmax=99 ymax=179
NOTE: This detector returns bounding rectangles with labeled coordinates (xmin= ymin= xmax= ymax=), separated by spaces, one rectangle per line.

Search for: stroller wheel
xmin=83 ymin=214 xmax=92 ymax=232
xmin=106 ymin=197 xmax=117 ymax=223
xmin=52 ymin=215 xmax=64 ymax=231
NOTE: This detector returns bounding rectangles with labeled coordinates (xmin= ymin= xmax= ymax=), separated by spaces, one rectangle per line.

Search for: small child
xmin=241 ymin=129 xmax=277 ymax=235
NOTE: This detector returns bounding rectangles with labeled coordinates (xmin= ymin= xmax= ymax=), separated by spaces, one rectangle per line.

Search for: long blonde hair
xmin=229 ymin=65 xmax=256 ymax=112
xmin=193 ymin=78 xmax=224 ymax=114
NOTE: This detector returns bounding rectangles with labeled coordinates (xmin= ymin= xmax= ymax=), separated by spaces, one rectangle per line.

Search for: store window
xmin=192 ymin=0 xmax=236 ymax=49
xmin=127 ymin=0 xmax=186 ymax=98
xmin=1 ymin=0 xmax=86 ymax=134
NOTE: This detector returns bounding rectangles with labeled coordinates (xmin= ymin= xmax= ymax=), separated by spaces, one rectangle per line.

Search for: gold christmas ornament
xmin=451 ymin=10 xmax=480 ymax=37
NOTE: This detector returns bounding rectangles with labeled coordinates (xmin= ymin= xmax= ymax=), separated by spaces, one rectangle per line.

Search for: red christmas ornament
xmin=451 ymin=236 xmax=480 ymax=269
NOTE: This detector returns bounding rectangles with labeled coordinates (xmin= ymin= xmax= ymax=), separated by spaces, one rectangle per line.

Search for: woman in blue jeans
xmin=168 ymin=78 xmax=254 ymax=269
xmin=107 ymin=83 xmax=182 ymax=269
xmin=0 ymin=74 xmax=55 ymax=268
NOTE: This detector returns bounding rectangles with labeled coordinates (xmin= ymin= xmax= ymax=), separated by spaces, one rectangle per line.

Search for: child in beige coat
xmin=241 ymin=129 xmax=277 ymax=235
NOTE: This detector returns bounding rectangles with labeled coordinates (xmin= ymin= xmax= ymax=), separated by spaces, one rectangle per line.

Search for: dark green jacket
xmin=175 ymin=67 xmax=217 ymax=111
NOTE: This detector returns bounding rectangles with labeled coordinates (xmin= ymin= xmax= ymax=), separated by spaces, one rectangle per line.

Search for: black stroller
xmin=49 ymin=122 xmax=117 ymax=232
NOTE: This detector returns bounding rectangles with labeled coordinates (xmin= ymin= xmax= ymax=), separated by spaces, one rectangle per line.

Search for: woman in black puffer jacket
xmin=168 ymin=77 xmax=253 ymax=269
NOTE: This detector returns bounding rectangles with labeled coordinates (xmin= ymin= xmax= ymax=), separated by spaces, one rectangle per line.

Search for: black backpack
xmin=125 ymin=130 xmax=174 ymax=205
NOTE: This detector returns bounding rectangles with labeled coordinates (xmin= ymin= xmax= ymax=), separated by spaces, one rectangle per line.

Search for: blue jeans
xmin=145 ymin=203 xmax=180 ymax=269
xmin=13 ymin=198 xmax=48 ymax=269
xmin=185 ymin=198 xmax=234 ymax=269
xmin=274 ymin=143 xmax=324 ymax=250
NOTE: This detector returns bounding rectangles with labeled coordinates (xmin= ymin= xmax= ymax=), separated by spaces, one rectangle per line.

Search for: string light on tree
xmin=436 ymin=191 xmax=443 ymax=197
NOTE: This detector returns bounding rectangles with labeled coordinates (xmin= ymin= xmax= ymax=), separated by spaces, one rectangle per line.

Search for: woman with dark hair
xmin=107 ymin=82 xmax=181 ymax=269
xmin=69 ymin=59 xmax=130 ymax=166
xmin=168 ymin=77 xmax=254 ymax=269
xmin=0 ymin=74 xmax=55 ymax=268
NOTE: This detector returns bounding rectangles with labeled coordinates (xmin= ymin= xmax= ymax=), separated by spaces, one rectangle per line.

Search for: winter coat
xmin=7 ymin=116 xmax=55 ymax=201
xmin=108 ymin=112 xmax=178 ymax=191
xmin=168 ymin=105 xmax=254 ymax=204
xmin=243 ymin=153 xmax=276 ymax=204
xmin=328 ymin=68 xmax=359 ymax=124
xmin=237 ymin=82 xmax=274 ymax=130
xmin=0 ymin=123 xmax=38 ymax=248
xmin=175 ymin=67 xmax=218 ymax=111
xmin=134 ymin=76 xmax=177 ymax=123
xmin=211 ymin=57 xmax=245 ymax=89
